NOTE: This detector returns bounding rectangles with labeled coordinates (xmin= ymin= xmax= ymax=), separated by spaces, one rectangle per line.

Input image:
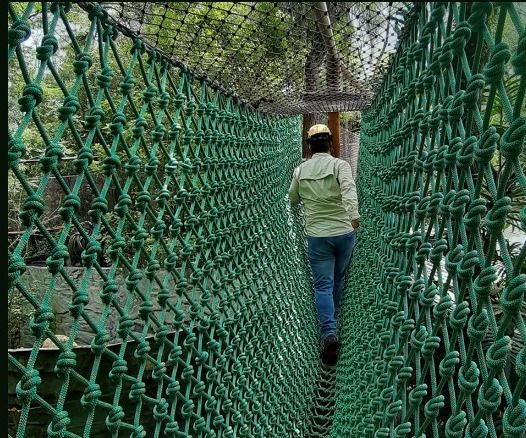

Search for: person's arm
xmin=337 ymin=160 xmax=360 ymax=223
xmin=288 ymin=168 xmax=300 ymax=206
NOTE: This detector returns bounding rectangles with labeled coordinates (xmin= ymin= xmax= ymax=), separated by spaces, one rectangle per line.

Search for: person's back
xmin=293 ymin=153 xmax=355 ymax=237
xmin=288 ymin=124 xmax=360 ymax=366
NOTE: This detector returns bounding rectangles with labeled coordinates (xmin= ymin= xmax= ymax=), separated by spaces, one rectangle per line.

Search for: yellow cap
xmin=307 ymin=124 xmax=331 ymax=139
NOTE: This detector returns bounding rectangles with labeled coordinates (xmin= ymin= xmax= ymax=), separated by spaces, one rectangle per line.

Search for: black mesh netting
xmin=83 ymin=2 xmax=414 ymax=114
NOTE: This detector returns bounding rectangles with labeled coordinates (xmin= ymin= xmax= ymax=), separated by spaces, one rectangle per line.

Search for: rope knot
xmin=8 ymin=137 xmax=25 ymax=168
xmin=9 ymin=19 xmax=31 ymax=47
xmin=58 ymin=95 xmax=80 ymax=121
xmin=109 ymin=112 xmax=126 ymax=135
xmin=129 ymin=381 xmax=146 ymax=401
xmin=19 ymin=83 xmax=43 ymax=112
xmin=125 ymin=269 xmax=143 ymax=291
xmin=16 ymin=369 xmax=41 ymax=404
xmin=424 ymin=395 xmax=445 ymax=419
xmin=30 ymin=306 xmax=55 ymax=338
xmin=153 ymin=398 xmax=169 ymax=422
xmin=430 ymin=238 xmax=448 ymax=264
xmin=474 ymin=266 xmax=497 ymax=299
xmin=449 ymin=301 xmax=470 ymax=331
xmin=70 ymin=289 xmax=89 ymax=317
xmin=46 ymin=244 xmax=69 ymax=274
xmin=139 ymin=298 xmax=154 ymax=319
xmin=458 ymin=361 xmax=480 ymax=394
xmin=468 ymin=309 xmax=488 ymax=341
xmin=54 ymin=351 xmax=76 ymax=377
xmin=452 ymin=21 xmax=471 ymax=54
xmin=470 ymin=419 xmax=489 ymax=438
xmin=80 ymin=383 xmax=101 ymax=409
xmin=501 ymin=117 xmax=526 ymax=160
xmin=81 ymin=239 xmax=101 ymax=267
xmin=100 ymin=279 xmax=118 ymax=304
xmin=434 ymin=296 xmax=454 ymax=324
xmin=503 ymin=400 xmax=526 ymax=437
xmin=19 ymin=194 xmax=44 ymax=227
xmin=103 ymin=25 xmax=118 ymax=40
xmin=134 ymin=340 xmax=150 ymax=360
xmin=87 ymin=3 xmax=108 ymax=21
xmin=142 ymin=85 xmax=157 ymax=102
xmin=117 ymin=315 xmax=134 ymax=337
xmin=438 ymin=36 xmax=453 ymax=64
xmin=485 ymin=196 xmax=512 ymax=234
xmin=105 ymin=406 xmax=125 ymax=432
xmin=464 ymin=74 xmax=485 ymax=108
xmin=445 ymin=244 xmax=464 ymax=274
xmin=36 ymin=35 xmax=59 ymax=61
xmin=47 ymin=410 xmax=71 ymax=437
xmin=40 ymin=141 xmax=64 ymax=172
xmin=422 ymin=335 xmax=441 ymax=360
xmin=463 ymin=198 xmax=487 ymax=230
xmin=88 ymin=196 xmax=108 ymax=221
xmin=501 ymin=274 xmax=526 ymax=316
xmin=445 ymin=411 xmax=467 ymax=438
xmin=420 ymin=284 xmax=438 ymax=308
xmin=475 ymin=126 xmax=499 ymax=164
xmin=486 ymin=336 xmax=510 ymax=373
xmin=59 ymin=193 xmax=81 ymax=221
xmin=96 ymin=66 xmax=113 ymax=89
xmin=445 ymin=137 xmax=462 ymax=164
xmin=459 ymin=250 xmax=480 ymax=279
xmin=477 ymin=378 xmax=503 ymax=415
xmin=8 ymin=253 xmax=26 ymax=288
xmin=152 ymin=124 xmax=165 ymax=142
xmin=73 ymin=53 xmax=93 ymax=75
xmin=90 ymin=329 xmax=110 ymax=355
xmin=109 ymin=359 xmax=128 ymax=381
xmin=448 ymin=90 xmax=465 ymax=123
xmin=450 ymin=189 xmax=471 ymax=218
xmin=468 ymin=2 xmax=493 ymax=31
xmin=410 ymin=325 xmax=428 ymax=349
xmin=483 ymin=42 xmax=511 ymax=85
xmin=409 ymin=384 xmax=427 ymax=406
xmin=84 ymin=105 xmax=104 ymax=129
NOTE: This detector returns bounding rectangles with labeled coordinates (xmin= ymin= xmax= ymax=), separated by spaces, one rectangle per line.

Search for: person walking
xmin=288 ymin=124 xmax=360 ymax=365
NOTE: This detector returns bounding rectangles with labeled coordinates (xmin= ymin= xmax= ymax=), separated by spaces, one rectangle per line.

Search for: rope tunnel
xmin=7 ymin=2 xmax=526 ymax=437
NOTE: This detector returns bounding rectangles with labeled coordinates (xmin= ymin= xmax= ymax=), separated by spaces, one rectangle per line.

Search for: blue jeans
xmin=307 ymin=231 xmax=356 ymax=341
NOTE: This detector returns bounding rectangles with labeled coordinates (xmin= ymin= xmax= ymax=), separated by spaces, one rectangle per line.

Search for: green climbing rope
xmin=334 ymin=2 xmax=525 ymax=437
xmin=8 ymin=3 xmax=319 ymax=436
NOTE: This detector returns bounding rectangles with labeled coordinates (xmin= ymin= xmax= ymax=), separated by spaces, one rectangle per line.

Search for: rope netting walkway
xmin=7 ymin=1 xmax=526 ymax=437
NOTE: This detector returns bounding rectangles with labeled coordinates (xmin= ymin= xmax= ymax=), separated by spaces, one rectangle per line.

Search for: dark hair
xmin=308 ymin=133 xmax=331 ymax=154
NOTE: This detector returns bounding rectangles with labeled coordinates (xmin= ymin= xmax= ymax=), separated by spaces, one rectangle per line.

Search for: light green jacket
xmin=288 ymin=153 xmax=360 ymax=237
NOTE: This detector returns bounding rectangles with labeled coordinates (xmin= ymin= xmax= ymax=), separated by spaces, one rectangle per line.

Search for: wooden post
xmin=328 ymin=112 xmax=340 ymax=158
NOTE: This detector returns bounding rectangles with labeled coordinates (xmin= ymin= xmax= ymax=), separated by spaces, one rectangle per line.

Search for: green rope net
xmin=334 ymin=2 xmax=525 ymax=437
xmin=7 ymin=1 xmax=526 ymax=438
xmin=8 ymin=3 xmax=319 ymax=436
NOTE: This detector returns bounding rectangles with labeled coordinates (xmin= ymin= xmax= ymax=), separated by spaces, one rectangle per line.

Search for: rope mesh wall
xmin=8 ymin=3 xmax=319 ymax=436
xmin=334 ymin=2 xmax=525 ymax=437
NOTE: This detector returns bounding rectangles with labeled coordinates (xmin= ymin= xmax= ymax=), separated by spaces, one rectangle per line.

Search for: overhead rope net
xmin=7 ymin=2 xmax=526 ymax=437
xmin=87 ymin=1 xmax=413 ymax=114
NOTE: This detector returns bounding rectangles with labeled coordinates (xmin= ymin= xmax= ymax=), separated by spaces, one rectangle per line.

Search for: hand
xmin=352 ymin=219 xmax=360 ymax=229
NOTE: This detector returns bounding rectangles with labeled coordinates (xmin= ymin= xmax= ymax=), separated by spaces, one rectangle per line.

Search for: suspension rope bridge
xmin=7 ymin=2 xmax=525 ymax=437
